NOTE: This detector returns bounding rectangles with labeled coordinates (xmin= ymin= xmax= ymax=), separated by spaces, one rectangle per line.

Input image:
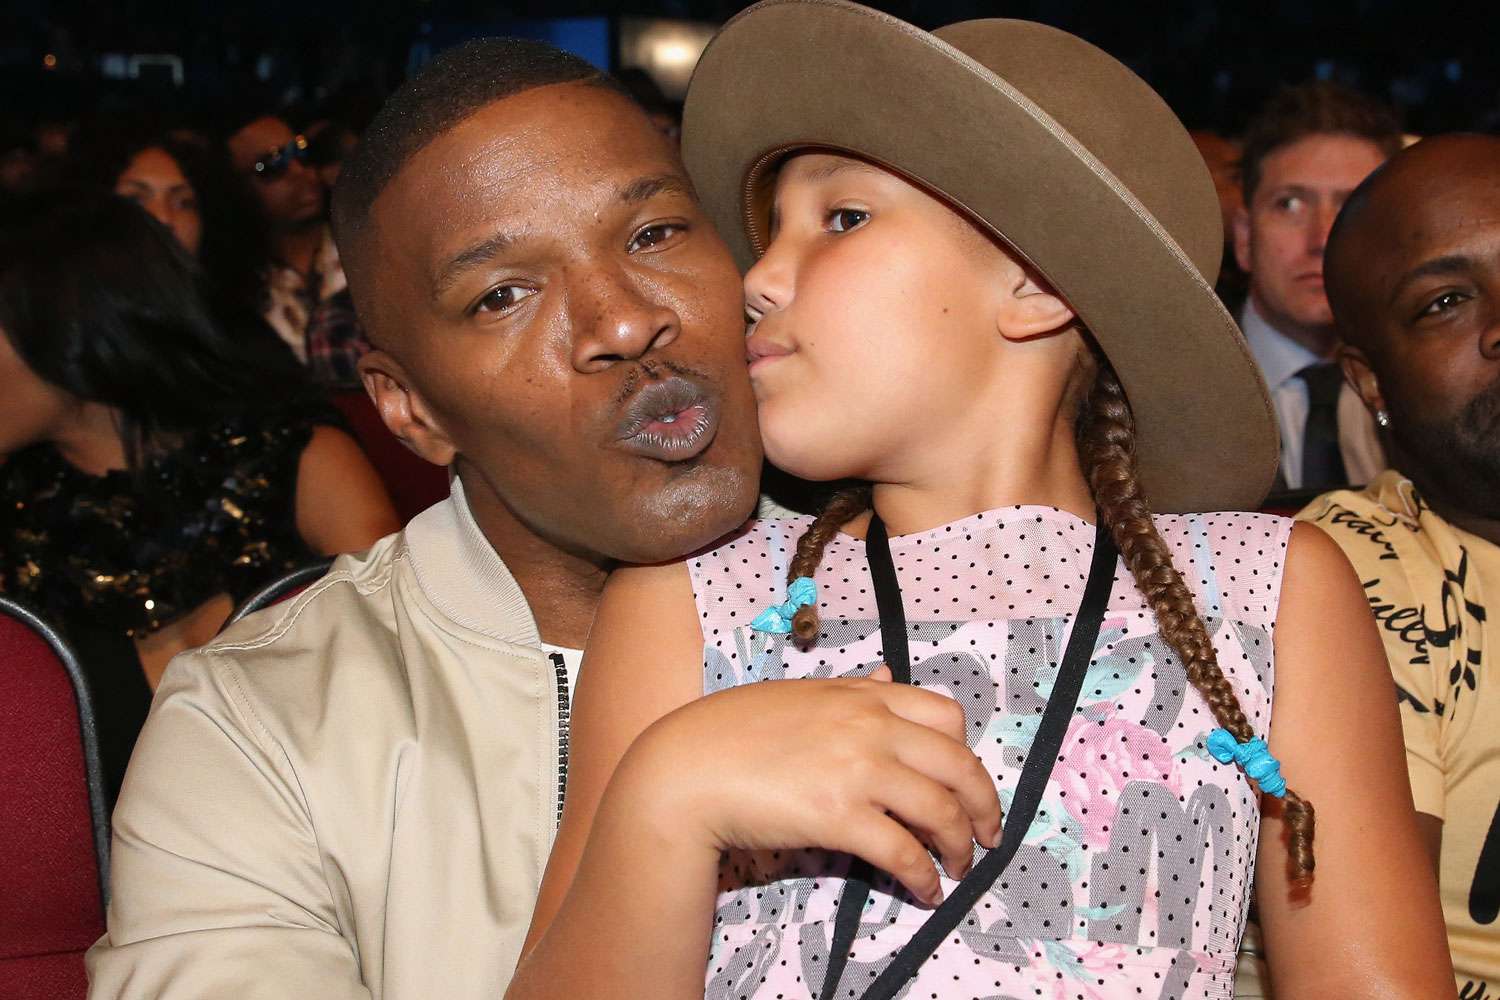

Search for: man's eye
xmin=1274 ymin=196 xmax=1304 ymax=213
xmin=828 ymin=208 xmax=870 ymax=233
xmin=1419 ymin=290 xmax=1468 ymax=317
xmin=628 ymin=223 xmax=683 ymax=252
xmin=474 ymin=285 xmax=536 ymax=314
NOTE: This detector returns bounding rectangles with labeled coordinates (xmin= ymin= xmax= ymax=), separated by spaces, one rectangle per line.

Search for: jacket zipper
xmin=549 ymin=651 xmax=570 ymax=825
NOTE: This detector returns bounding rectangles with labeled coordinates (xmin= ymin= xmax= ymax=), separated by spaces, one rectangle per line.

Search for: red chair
xmin=0 ymin=596 xmax=109 ymax=1000
xmin=330 ymin=390 xmax=449 ymax=523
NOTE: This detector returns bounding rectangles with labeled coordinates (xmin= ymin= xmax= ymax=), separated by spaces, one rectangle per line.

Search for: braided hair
xmin=782 ymin=353 xmax=1315 ymax=881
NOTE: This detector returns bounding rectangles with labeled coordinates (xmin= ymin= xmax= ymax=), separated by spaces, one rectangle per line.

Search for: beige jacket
xmin=87 ymin=477 xmax=566 ymax=999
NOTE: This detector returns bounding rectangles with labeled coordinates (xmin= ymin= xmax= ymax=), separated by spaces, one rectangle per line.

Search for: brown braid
xmin=1081 ymin=360 xmax=1314 ymax=882
xmin=781 ymin=357 xmax=1313 ymax=881
xmin=788 ymin=484 xmax=872 ymax=648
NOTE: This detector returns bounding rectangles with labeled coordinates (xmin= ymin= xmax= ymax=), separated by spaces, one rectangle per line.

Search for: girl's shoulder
xmin=1149 ymin=509 xmax=1295 ymax=631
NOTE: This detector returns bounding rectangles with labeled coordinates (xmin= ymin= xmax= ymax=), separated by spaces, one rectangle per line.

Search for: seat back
xmin=0 ymin=596 xmax=109 ymax=999
xmin=223 ymin=559 xmax=334 ymax=631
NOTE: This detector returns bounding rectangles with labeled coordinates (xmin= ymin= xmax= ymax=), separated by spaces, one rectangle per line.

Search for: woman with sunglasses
xmin=227 ymin=112 xmax=370 ymax=388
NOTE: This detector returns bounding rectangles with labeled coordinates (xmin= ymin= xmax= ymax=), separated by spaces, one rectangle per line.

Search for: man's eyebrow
xmin=618 ymin=173 xmax=693 ymax=205
xmin=1389 ymin=254 xmax=1475 ymax=306
xmin=432 ymin=231 xmax=517 ymax=301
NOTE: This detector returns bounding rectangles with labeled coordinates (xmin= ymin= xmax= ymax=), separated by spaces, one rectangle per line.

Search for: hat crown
xmin=933 ymin=19 xmax=1223 ymax=283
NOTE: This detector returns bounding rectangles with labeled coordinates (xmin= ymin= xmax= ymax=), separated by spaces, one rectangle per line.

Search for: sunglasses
xmin=250 ymin=135 xmax=310 ymax=180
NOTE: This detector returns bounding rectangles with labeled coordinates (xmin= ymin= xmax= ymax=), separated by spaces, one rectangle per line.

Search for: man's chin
xmin=617 ymin=464 xmax=758 ymax=565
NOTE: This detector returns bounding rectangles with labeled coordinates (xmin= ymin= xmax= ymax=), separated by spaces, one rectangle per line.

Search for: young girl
xmin=509 ymin=3 xmax=1451 ymax=997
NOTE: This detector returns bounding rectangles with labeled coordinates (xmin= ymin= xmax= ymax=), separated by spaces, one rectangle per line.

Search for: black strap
xmin=820 ymin=512 xmax=1119 ymax=1000
xmin=816 ymin=515 xmax=909 ymax=997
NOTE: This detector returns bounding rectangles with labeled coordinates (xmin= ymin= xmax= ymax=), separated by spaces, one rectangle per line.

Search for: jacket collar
xmin=403 ymin=474 xmax=542 ymax=649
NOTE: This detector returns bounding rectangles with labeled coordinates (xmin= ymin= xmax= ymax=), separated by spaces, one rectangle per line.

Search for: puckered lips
xmin=613 ymin=374 xmax=721 ymax=462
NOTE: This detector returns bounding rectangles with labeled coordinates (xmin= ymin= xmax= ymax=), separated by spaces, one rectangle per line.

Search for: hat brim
xmin=682 ymin=0 xmax=1278 ymax=513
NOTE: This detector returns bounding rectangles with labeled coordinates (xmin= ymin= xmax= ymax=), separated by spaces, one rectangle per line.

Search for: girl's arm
xmin=507 ymin=558 xmax=1003 ymax=999
xmin=1258 ymin=522 xmax=1452 ymax=994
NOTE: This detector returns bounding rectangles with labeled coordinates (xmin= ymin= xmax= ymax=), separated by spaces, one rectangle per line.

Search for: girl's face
xmin=115 ymin=147 xmax=203 ymax=257
xmin=744 ymin=152 xmax=1072 ymax=484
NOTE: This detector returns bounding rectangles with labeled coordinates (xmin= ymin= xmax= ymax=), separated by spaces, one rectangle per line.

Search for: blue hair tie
xmin=1206 ymin=728 xmax=1287 ymax=797
xmin=750 ymin=576 xmax=817 ymax=635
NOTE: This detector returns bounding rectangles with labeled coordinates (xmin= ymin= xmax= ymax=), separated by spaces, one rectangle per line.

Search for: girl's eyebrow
xmin=798 ymin=158 xmax=883 ymax=184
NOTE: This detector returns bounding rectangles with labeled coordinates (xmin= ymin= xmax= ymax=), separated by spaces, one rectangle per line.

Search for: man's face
xmin=355 ymin=83 xmax=760 ymax=564
xmin=1332 ymin=137 xmax=1500 ymax=514
xmin=227 ymin=116 xmax=324 ymax=229
xmin=1234 ymin=133 xmax=1387 ymax=335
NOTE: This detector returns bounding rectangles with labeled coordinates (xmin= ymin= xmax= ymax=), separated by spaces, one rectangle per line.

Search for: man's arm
xmin=87 ymin=648 xmax=370 ymax=1000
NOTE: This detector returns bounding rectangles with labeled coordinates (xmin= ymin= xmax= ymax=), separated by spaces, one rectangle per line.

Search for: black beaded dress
xmin=1 ymin=413 xmax=326 ymax=802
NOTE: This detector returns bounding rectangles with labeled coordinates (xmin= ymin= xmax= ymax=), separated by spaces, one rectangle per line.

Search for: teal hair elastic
xmin=750 ymin=576 xmax=817 ymax=635
xmin=1206 ymin=728 xmax=1287 ymax=798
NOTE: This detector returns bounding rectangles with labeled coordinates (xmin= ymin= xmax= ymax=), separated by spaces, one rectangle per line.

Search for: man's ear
xmin=1338 ymin=342 xmax=1386 ymax=418
xmin=358 ymin=350 xmax=458 ymax=467
xmin=995 ymin=264 xmax=1077 ymax=342
xmin=1232 ymin=206 xmax=1253 ymax=275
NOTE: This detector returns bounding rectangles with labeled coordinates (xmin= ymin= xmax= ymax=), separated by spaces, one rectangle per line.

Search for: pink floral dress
xmin=687 ymin=506 xmax=1291 ymax=1000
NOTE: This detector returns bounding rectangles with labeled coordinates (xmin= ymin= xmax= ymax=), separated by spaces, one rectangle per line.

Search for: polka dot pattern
xmin=690 ymin=506 xmax=1293 ymax=999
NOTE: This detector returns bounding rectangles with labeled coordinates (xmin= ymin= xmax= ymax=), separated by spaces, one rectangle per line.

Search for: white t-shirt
xmin=539 ymin=642 xmax=583 ymax=703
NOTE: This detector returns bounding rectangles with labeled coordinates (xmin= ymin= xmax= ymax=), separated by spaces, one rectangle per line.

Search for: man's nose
xmin=569 ymin=268 xmax=681 ymax=372
xmin=1479 ymin=311 xmax=1500 ymax=362
xmin=1309 ymin=200 xmax=1339 ymax=256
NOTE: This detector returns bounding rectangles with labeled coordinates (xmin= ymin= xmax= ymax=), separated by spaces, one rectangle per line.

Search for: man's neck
xmin=1386 ymin=449 xmax=1500 ymax=548
xmin=272 ymin=223 xmax=326 ymax=279
xmin=456 ymin=464 xmax=609 ymax=649
xmin=1247 ymin=290 xmax=1337 ymax=359
xmin=1401 ymin=460 xmax=1500 ymax=549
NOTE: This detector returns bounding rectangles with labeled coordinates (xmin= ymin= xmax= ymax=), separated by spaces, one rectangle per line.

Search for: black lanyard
xmin=818 ymin=511 xmax=1120 ymax=1000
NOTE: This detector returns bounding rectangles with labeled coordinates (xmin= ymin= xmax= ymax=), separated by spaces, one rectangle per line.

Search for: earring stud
xmin=1376 ymin=410 xmax=1391 ymax=428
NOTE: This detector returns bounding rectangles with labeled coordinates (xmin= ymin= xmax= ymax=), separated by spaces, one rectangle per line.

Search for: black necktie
xmin=1298 ymin=362 xmax=1347 ymax=490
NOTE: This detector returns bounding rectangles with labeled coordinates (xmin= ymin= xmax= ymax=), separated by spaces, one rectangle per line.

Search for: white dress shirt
xmin=1240 ymin=298 xmax=1384 ymax=490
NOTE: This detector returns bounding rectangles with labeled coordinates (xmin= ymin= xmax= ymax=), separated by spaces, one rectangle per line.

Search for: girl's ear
xmin=995 ymin=264 xmax=1077 ymax=342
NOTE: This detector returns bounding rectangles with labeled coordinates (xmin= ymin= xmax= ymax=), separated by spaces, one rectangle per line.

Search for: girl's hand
xmin=608 ymin=666 xmax=1003 ymax=905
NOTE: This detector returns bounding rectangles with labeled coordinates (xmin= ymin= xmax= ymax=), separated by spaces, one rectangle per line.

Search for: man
xmin=1232 ymin=82 xmax=1402 ymax=495
xmin=1302 ymin=133 xmax=1500 ymax=999
xmin=87 ymin=40 xmax=763 ymax=998
xmin=226 ymin=112 xmax=370 ymax=387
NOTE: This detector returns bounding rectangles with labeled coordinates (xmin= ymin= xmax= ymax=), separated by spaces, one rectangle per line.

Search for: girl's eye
xmin=628 ymin=223 xmax=683 ymax=252
xmin=1274 ymin=195 xmax=1305 ymax=214
xmin=1419 ymin=290 xmax=1468 ymax=317
xmin=828 ymin=208 xmax=870 ymax=233
xmin=474 ymin=284 xmax=536 ymax=315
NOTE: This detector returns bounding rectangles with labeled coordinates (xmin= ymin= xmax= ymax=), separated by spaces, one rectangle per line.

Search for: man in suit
xmin=1231 ymin=81 xmax=1402 ymax=495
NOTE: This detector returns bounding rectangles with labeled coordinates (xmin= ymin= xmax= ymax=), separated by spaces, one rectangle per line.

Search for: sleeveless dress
xmin=687 ymin=506 xmax=1291 ymax=1000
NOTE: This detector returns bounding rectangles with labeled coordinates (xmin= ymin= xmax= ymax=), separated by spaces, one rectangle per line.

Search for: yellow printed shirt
xmin=1301 ymin=470 xmax=1500 ymax=998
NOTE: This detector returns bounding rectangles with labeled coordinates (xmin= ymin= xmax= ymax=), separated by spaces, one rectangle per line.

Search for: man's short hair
xmin=331 ymin=39 xmax=628 ymax=268
xmin=1238 ymin=81 xmax=1402 ymax=206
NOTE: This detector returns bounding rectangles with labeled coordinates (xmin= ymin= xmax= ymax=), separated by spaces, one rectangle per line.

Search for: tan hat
xmin=681 ymin=0 xmax=1278 ymax=513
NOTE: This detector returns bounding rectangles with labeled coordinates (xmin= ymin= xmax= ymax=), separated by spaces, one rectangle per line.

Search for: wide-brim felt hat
xmin=681 ymin=0 xmax=1278 ymax=513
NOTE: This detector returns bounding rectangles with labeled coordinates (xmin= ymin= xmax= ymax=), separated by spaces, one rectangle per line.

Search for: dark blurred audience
xmin=225 ymin=111 xmax=371 ymax=387
xmin=1232 ymin=81 xmax=1403 ymax=497
xmin=69 ymin=125 xmax=279 ymax=357
xmin=0 ymin=192 xmax=399 ymax=804
xmin=1300 ymin=134 xmax=1500 ymax=998
xmin=1190 ymin=128 xmax=1249 ymax=313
